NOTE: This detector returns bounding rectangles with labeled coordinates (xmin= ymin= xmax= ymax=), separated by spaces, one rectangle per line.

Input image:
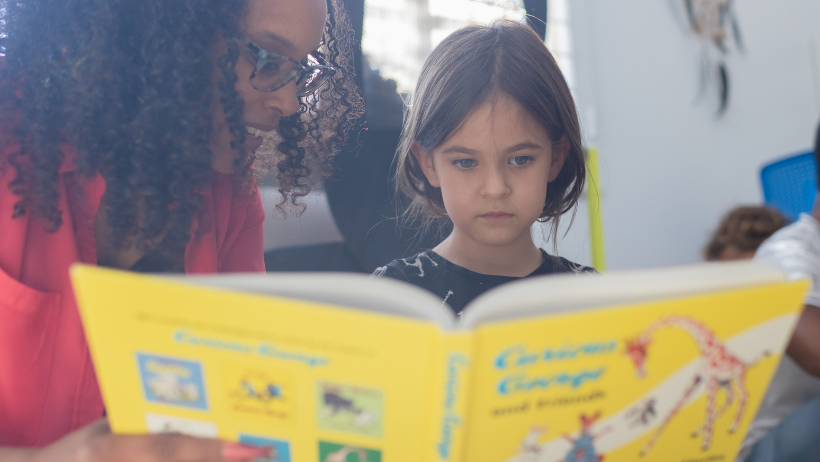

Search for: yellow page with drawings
xmin=462 ymin=281 xmax=807 ymax=462
xmin=71 ymin=264 xmax=446 ymax=462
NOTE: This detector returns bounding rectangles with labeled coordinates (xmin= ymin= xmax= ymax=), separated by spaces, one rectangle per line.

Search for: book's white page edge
xmin=458 ymin=260 xmax=787 ymax=329
xmin=164 ymin=272 xmax=456 ymax=330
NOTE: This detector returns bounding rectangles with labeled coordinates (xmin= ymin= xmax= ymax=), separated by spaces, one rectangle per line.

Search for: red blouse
xmin=0 ymin=141 xmax=265 ymax=447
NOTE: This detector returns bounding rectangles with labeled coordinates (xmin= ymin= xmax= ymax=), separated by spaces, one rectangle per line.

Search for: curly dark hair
xmin=704 ymin=206 xmax=786 ymax=261
xmin=0 ymin=0 xmax=362 ymax=266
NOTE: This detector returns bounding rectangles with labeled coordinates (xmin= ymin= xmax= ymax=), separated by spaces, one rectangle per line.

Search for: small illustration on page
xmin=514 ymin=425 xmax=547 ymax=462
xmin=137 ymin=353 xmax=208 ymax=410
xmin=238 ymin=434 xmax=290 ymax=462
xmin=317 ymin=381 xmax=383 ymax=438
xmin=226 ymin=365 xmax=294 ymax=422
xmin=511 ymin=413 xmax=608 ymax=462
xmin=560 ymin=412 xmax=609 ymax=462
xmin=318 ymin=441 xmax=380 ymax=462
xmin=624 ymin=398 xmax=657 ymax=428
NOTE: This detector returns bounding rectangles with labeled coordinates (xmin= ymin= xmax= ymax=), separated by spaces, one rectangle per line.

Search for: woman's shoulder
xmin=536 ymin=249 xmax=597 ymax=275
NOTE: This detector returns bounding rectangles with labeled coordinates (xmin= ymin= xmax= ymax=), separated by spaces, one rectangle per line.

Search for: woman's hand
xmin=0 ymin=419 xmax=269 ymax=462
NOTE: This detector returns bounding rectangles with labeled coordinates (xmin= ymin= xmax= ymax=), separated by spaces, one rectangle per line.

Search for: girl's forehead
xmin=447 ymin=94 xmax=552 ymax=145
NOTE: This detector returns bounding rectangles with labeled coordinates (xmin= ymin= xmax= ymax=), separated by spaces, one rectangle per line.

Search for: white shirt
xmin=738 ymin=214 xmax=820 ymax=459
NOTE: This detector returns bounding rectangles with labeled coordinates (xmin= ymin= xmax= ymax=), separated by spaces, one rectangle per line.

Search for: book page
xmin=460 ymin=280 xmax=806 ymax=462
xmin=72 ymin=265 xmax=451 ymax=462
xmin=459 ymin=260 xmax=786 ymax=329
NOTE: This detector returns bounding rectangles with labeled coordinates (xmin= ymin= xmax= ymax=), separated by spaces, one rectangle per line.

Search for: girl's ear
xmin=411 ymin=141 xmax=441 ymax=188
xmin=548 ymin=135 xmax=570 ymax=182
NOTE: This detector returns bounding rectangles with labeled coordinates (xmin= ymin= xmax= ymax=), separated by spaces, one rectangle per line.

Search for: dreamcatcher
xmin=681 ymin=0 xmax=743 ymax=115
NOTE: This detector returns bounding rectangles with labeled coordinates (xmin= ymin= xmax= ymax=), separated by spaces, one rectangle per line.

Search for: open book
xmin=71 ymin=261 xmax=807 ymax=462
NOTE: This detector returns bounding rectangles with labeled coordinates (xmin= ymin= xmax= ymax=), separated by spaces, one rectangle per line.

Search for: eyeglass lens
xmin=251 ymin=56 xmax=331 ymax=95
xmin=296 ymin=68 xmax=326 ymax=94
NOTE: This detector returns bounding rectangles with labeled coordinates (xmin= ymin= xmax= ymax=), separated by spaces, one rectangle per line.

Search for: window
xmin=545 ymin=0 xmax=574 ymax=89
xmin=362 ymin=0 xmax=574 ymax=93
xmin=362 ymin=0 xmax=527 ymax=98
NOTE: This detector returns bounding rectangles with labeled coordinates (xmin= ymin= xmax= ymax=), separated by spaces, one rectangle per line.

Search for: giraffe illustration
xmin=560 ymin=412 xmax=609 ymax=462
xmin=624 ymin=315 xmax=767 ymax=455
xmin=323 ymin=446 xmax=368 ymax=462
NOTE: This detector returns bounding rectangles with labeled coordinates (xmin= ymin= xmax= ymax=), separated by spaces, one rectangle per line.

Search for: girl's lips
xmin=480 ymin=212 xmax=513 ymax=220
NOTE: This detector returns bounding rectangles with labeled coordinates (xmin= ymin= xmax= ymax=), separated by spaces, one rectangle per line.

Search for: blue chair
xmin=760 ymin=151 xmax=817 ymax=222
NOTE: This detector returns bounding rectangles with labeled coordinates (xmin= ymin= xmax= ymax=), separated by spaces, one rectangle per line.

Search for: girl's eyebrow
xmin=441 ymin=142 xmax=542 ymax=155
xmin=505 ymin=142 xmax=542 ymax=153
xmin=441 ymin=145 xmax=479 ymax=155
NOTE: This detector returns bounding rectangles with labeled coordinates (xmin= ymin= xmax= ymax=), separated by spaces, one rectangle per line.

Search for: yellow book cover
xmin=70 ymin=261 xmax=807 ymax=462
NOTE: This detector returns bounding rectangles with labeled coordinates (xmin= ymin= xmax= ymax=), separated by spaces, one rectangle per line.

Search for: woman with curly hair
xmin=0 ymin=0 xmax=360 ymax=459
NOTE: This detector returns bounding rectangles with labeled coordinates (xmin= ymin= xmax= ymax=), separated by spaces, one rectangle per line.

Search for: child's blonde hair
xmin=395 ymin=20 xmax=586 ymax=242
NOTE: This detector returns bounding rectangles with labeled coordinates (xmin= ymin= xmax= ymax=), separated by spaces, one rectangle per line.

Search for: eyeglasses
xmin=241 ymin=38 xmax=336 ymax=96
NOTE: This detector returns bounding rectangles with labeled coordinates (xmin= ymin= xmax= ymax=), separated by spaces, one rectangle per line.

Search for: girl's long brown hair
xmin=395 ymin=20 xmax=585 ymax=244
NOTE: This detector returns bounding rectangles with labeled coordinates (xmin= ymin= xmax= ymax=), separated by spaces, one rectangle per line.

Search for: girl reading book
xmin=373 ymin=20 xmax=595 ymax=313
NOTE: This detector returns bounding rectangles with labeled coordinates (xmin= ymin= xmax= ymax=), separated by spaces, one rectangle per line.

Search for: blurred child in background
xmin=704 ymin=206 xmax=786 ymax=261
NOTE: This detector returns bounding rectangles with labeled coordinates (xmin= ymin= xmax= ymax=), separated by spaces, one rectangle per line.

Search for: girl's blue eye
xmin=510 ymin=156 xmax=533 ymax=166
xmin=453 ymin=159 xmax=476 ymax=169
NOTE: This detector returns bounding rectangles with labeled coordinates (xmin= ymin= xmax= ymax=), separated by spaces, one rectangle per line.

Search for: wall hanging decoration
xmin=681 ymin=0 xmax=743 ymax=115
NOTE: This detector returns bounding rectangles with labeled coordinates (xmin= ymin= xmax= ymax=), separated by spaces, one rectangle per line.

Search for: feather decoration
xmin=682 ymin=0 xmax=742 ymax=115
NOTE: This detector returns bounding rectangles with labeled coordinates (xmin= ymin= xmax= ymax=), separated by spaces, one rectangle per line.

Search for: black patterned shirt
xmin=372 ymin=249 xmax=596 ymax=314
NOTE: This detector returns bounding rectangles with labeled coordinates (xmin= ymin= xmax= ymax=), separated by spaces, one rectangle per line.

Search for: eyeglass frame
xmin=240 ymin=38 xmax=336 ymax=96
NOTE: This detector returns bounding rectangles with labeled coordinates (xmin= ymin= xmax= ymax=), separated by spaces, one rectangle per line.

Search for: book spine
xmin=428 ymin=332 xmax=474 ymax=462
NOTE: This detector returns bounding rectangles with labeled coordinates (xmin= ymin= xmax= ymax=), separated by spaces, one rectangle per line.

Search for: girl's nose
xmin=482 ymin=165 xmax=512 ymax=198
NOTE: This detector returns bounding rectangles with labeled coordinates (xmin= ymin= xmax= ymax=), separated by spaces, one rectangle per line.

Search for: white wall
xmin=561 ymin=0 xmax=820 ymax=270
